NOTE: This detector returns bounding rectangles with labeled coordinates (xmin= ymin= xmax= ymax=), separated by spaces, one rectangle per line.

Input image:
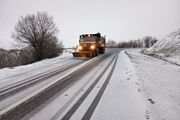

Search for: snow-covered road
xmin=0 ymin=49 xmax=180 ymax=120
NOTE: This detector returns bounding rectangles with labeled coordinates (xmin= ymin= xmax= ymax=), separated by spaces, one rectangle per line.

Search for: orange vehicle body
xmin=72 ymin=33 xmax=106 ymax=58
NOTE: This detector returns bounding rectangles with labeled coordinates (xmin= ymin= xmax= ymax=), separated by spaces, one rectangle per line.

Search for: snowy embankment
xmin=144 ymin=28 xmax=180 ymax=65
xmin=126 ymin=49 xmax=180 ymax=120
xmin=0 ymin=51 xmax=72 ymax=79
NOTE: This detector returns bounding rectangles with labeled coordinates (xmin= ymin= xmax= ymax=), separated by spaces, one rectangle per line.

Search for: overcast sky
xmin=0 ymin=0 xmax=180 ymax=49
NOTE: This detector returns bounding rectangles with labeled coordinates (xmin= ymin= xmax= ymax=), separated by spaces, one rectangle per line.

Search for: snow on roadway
xmin=1 ymin=49 xmax=180 ymax=120
xmin=91 ymin=50 xmax=150 ymax=120
xmin=23 ymin=53 xmax=115 ymax=120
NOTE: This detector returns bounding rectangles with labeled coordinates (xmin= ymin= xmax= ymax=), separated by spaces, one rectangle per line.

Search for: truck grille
xmin=81 ymin=43 xmax=91 ymax=51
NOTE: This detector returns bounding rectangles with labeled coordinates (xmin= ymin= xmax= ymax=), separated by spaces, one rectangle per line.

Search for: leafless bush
xmin=0 ymin=48 xmax=20 ymax=68
xmin=142 ymin=36 xmax=157 ymax=48
xmin=106 ymin=40 xmax=117 ymax=48
xmin=117 ymin=36 xmax=157 ymax=48
xmin=19 ymin=47 xmax=36 ymax=65
xmin=41 ymin=37 xmax=63 ymax=59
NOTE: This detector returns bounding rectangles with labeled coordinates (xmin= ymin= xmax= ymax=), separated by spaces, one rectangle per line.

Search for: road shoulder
xmin=126 ymin=49 xmax=180 ymax=120
xmin=91 ymin=50 xmax=151 ymax=120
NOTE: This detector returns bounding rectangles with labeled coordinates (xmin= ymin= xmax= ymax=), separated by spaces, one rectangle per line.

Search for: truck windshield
xmin=80 ymin=37 xmax=96 ymax=42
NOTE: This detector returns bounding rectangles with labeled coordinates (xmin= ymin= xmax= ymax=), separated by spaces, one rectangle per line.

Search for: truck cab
xmin=73 ymin=33 xmax=106 ymax=58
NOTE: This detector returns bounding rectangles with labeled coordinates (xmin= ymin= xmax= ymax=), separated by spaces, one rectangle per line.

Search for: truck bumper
xmin=72 ymin=51 xmax=93 ymax=58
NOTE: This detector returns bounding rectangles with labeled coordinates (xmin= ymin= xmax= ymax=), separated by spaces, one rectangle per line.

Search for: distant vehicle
xmin=72 ymin=33 xmax=106 ymax=58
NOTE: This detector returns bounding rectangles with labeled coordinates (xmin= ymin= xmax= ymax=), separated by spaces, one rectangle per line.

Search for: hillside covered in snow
xmin=145 ymin=28 xmax=180 ymax=65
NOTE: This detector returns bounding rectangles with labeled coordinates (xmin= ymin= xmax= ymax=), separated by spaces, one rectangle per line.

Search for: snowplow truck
xmin=72 ymin=33 xmax=106 ymax=58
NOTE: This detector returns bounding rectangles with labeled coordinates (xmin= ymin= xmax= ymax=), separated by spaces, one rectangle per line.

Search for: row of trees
xmin=0 ymin=12 xmax=63 ymax=69
xmin=0 ymin=48 xmax=33 ymax=68
xmin=106 ymin=36 xmax=157 ymax=48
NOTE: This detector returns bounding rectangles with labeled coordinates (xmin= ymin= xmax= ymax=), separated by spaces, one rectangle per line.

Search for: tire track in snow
xmin=61 ymin=52 xmax=119 ymax=120
xmin=0 ymin=60 xmax=84 ymax=101
xmin=82 ymin=53 xmax=118 ymax=120
xmin=0 ymin=56 xmax=73 ymax=81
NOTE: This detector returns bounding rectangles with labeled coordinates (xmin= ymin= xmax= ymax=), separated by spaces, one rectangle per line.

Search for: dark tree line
xmin=106 ymin=36 xmax=157 ymax=48
xmin=0 ymin=48 xmax=34 ymax=68
xmin=106 ymin=40 xmax=117 ymax=48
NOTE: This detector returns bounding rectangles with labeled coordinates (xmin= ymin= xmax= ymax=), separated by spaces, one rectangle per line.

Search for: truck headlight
xmin=90 ymin=45 xmax=96 ymax=50
xmin=78 ymin=46 xmax=83 ymax=50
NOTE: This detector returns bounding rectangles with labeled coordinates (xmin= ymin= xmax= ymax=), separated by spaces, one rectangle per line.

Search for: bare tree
xmin=106 ymin=40 xmax=117 ymax=48
xmin=142 ymin=36 xmax=158 ymax=48
xmin=117 ymin=37 xmax=157 ymax=48
xmin=12 ymin=11 xmax=63 ymax=61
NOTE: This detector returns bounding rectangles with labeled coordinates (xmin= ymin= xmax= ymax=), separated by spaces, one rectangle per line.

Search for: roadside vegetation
xmin=0 ymin=12 xmax=63 ymax=69
xmin=144 ymin=28 xmax=180 ymax=65
xmin=106 ymin=36 xmax=157 ymax=48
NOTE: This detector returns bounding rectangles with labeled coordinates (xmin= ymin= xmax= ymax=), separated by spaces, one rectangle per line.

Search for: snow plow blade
xmin=72 ymin=52 xmax=81 ymax=57
xmin=72 ymin=52 xmax=92 ymax=58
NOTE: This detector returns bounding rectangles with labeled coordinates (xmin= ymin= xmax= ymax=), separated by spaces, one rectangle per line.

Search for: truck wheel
xmin=95 ymin=49 xmax=99 ymax=56
xmin=99 ymin=47 xmax=103 ymax=54
xmin=92 ymin=52 xmax=95 ymax=57
xmin=101 ymin=48 xmax=105 ymax=54
xmin=100 ymin=47 xmax=105 ymax=54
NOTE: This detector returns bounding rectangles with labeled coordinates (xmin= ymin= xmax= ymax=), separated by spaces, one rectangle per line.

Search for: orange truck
xmin=72 ymin=33 xmax=106 ymax=58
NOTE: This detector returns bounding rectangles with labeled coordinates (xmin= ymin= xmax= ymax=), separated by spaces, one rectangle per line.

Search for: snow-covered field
xmin=145 ymin=28 xmax=180 ymax=65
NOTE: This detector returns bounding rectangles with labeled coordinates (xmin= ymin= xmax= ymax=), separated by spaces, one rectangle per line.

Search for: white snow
xmin=91 ymin=50 xmax=151 ymax=120
xmin=125 ymin=49 xmax=180 ymax=120
xmin=1 ymin=49 xmax=180 ymax=120
xmin=0 ymin=52 xmax=97 ymax=115
xmin=70 ymin=55 xmax=115 ymax=120
xmin=23 ymin=53 xmax=115 ymax=120
xmin=145 ymin=28 xmax=180 ymax=65
xmin=0 ymin=60 xmax=83 ymax=112
xmin=0 ymin=52 xmax=72 ymax=80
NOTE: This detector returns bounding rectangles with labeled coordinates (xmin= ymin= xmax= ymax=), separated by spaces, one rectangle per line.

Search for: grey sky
xmin=0 ymin=0 xmax=180 ymax=49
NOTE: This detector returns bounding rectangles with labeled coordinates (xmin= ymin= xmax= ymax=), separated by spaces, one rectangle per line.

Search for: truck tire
xmin=95 ymin=49 xmax=99 ymax=56
xmin=99 ymin=47 xmax=105 ymax=54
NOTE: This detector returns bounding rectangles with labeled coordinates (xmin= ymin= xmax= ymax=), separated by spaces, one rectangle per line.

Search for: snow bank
xmin=144 ymin=28 xmax=180 ymax=65
xmin=0 ymin=52 xmax=72 ymax=79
